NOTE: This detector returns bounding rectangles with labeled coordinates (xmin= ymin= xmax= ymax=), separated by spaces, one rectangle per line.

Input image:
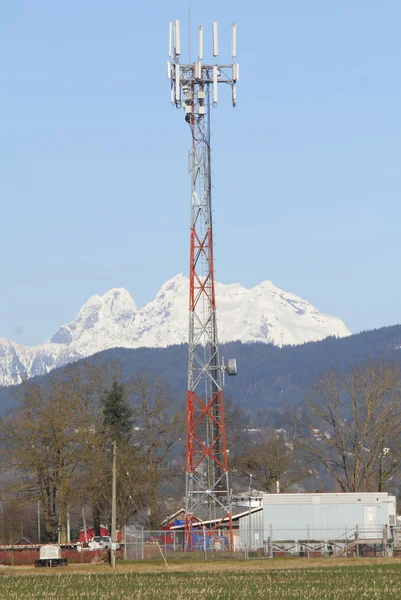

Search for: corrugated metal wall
xmin=238 ymin=509 xmax=265 ymax=550
xmin=262 ymin=493 xmax=391 ymax=541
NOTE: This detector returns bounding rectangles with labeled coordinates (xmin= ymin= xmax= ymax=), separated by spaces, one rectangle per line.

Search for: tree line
xmin=231 ymin=358 xmax=401 ymax=498
xmin=0 ymin=362 xmax=183 ymax=543
xmin=1 ymin=356 xmax=401 ymax=544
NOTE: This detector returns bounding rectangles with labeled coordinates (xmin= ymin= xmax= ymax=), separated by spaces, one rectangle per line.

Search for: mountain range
xmin=0 ymin=274 xmax=350 ymax=387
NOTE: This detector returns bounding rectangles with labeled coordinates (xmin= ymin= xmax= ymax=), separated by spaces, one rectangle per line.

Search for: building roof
xmin=170 ymin=505 xmax=262 ymax=529
xmin=159 ymin=509 xmax=185 ymax=527
xmin=262 ymin=492 xmax=391 ymax=505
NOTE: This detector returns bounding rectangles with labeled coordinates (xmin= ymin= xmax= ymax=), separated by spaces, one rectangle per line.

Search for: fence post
xmin=123 ymin=526 xmax=127 ymax=560
xmin=249 ymin=519 xmax=252 ymax=556
xmin=269 ymin=524 xmax=273 ymax=559
xmin=307 ymin=526 xmax=310 ymax=558
xmin=383 ymin=525 xmax=388 ymax=557
xmin=345 ymin=526 xmax=347 ymax=558
xmin=141 ymin=526 xmax=144 ymax=561
xmin=356 ymin=525 xmax=359 ymax=558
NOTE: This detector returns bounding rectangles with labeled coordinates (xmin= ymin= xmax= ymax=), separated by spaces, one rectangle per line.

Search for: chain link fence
xmin=124 ymin=525 xmax=398 ymax=560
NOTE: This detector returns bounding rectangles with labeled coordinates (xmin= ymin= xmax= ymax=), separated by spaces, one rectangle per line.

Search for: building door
xmin=362 ymin=505 xmax=379 ymax=539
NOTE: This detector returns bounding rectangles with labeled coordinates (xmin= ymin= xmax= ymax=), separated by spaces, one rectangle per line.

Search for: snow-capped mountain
xmin=0 ymin=274 xmax=350 ymax=387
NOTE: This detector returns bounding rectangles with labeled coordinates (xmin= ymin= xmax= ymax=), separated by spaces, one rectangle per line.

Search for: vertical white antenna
xmin=231 ymin=23 xmax=237 ymax=59
xmin=198 ymin=25 xmax=203 ymax=61
xmin=174 ymin=20 xmax=181 ymax=57
xmin=167 ymin=62 xmax=171 ymax=79
xmin=213 ymin=65 xmax=218 ymax=104
xmin=169 ymin=22 xmax=173 ymax=57
xmin=212 ymin=21 xmax=218 ymax=57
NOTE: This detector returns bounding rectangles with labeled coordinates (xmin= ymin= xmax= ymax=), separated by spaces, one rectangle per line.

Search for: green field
xmin=1 ymin=563 xmax=401 ymax=599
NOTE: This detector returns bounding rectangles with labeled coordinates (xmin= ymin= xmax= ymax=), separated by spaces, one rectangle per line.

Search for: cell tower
xmin=168 ymin=20 xmax=239 ymax=549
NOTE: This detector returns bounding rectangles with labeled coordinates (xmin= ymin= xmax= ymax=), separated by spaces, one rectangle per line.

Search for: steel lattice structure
xmin=168 ymin=21 xmax=239 ymax=549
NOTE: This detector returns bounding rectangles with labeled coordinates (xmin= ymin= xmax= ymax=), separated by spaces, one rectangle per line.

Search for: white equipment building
xmin=238 ymin=492 xmax=396 ymax=556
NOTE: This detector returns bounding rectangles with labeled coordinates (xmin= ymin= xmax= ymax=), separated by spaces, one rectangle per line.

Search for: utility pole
xmin=57 ymin=518 xmax=61 ymax=544
xmin=37 ymin=500 xmax=41 ymax=544
xmin=110 ymin=439 xmax=117 ymax=568
xmin=82 ymin=507 xmax=88 ymax=543
xmin=66 ymin=507 xmax=70 ymax=545
xmin=248 ymin=474 xmax=252 ymax=558
xmin=168 ymin=19 xmax=239 ymax=550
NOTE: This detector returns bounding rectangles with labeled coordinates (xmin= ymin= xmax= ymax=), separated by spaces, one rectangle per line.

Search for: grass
xmin=1 ymin=560 xmax=401 ymax=598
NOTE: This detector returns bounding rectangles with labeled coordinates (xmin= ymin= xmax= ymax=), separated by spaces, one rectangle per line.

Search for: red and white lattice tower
xmin=168 ymin=21 xmax=239 ymax=549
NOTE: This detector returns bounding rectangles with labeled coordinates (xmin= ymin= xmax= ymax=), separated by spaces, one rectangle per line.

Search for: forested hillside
xmin=1 ymin=324 xmax=401 ymax=419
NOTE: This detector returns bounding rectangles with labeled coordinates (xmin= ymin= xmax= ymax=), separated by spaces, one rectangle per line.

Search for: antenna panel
xmin=198 ymin=26 xmax=203 ymax=61
xmin=213 ymin=66 xmax=218 ymax=104
xmin=175 ymin=65 xmax=181 ymax=102
xmin=167 ymin=62 xmax=171 ymax=79
xmin=231 ymin=23 xmax=237 ymax=58
xmin=169 ymin=22 xmax=173 ymax=57
xmin=174 ymin=20 xmax=181 ymax=56
xmin=212 ymin=22 xmax=218 ymax=57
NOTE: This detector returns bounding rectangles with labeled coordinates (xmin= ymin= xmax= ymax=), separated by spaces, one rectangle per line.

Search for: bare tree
xmin=0 ymin=499 xmax=36 ymax=545
xmin=128 ymin=373 xmax=183 ymax=529
xmin=233 ymin=428 xmax=304 ymax=493
xmin=297 ymin=359 xmax=401 ymax=492
xmin=78 ymin=377 xmax=149 ymax=537
xmin=0 ymin=360 xmax=119 ymax=542
xmin=78 ymin=372 xmax=183 ymax=532
xmin=0 ymin=364 xmax=184 ymax=540
xmin=223 ymin=394 xmax=247 ymax=453
xmin=1 ymin=379 xmax=86 ymax=542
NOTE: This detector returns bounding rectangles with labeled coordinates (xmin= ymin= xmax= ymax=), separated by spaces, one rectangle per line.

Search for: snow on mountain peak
xmin=157 ymin=273 xmax=188 ymax=294
xmin=48 ymin=288 xmax=138 ymax=347
xmin=80 ymin=287 xmax=137 ymax=314
xmin=0 ymin=275 xmax=351 ymax=387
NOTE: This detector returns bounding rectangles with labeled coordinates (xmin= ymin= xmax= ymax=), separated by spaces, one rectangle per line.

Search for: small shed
xmin=263 ymin=492 xmax=396 ymax=541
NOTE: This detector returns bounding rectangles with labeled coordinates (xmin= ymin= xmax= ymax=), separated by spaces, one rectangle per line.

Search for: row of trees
xmin=232 ymin=359 xmax=401 ymax=496
xmin=1 ymin=357 xmax=401 ymax=543
xmin=0 ymin=363 xmax=182 ymax=543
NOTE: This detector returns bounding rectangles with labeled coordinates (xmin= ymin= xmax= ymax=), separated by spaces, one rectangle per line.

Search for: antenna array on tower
xmin=167 ymin=20 xmax=239 ymax=108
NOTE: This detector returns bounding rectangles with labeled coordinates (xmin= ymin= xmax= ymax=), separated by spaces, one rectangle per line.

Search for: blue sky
xmin=1 ymin=0 xmax=400 ymax=345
